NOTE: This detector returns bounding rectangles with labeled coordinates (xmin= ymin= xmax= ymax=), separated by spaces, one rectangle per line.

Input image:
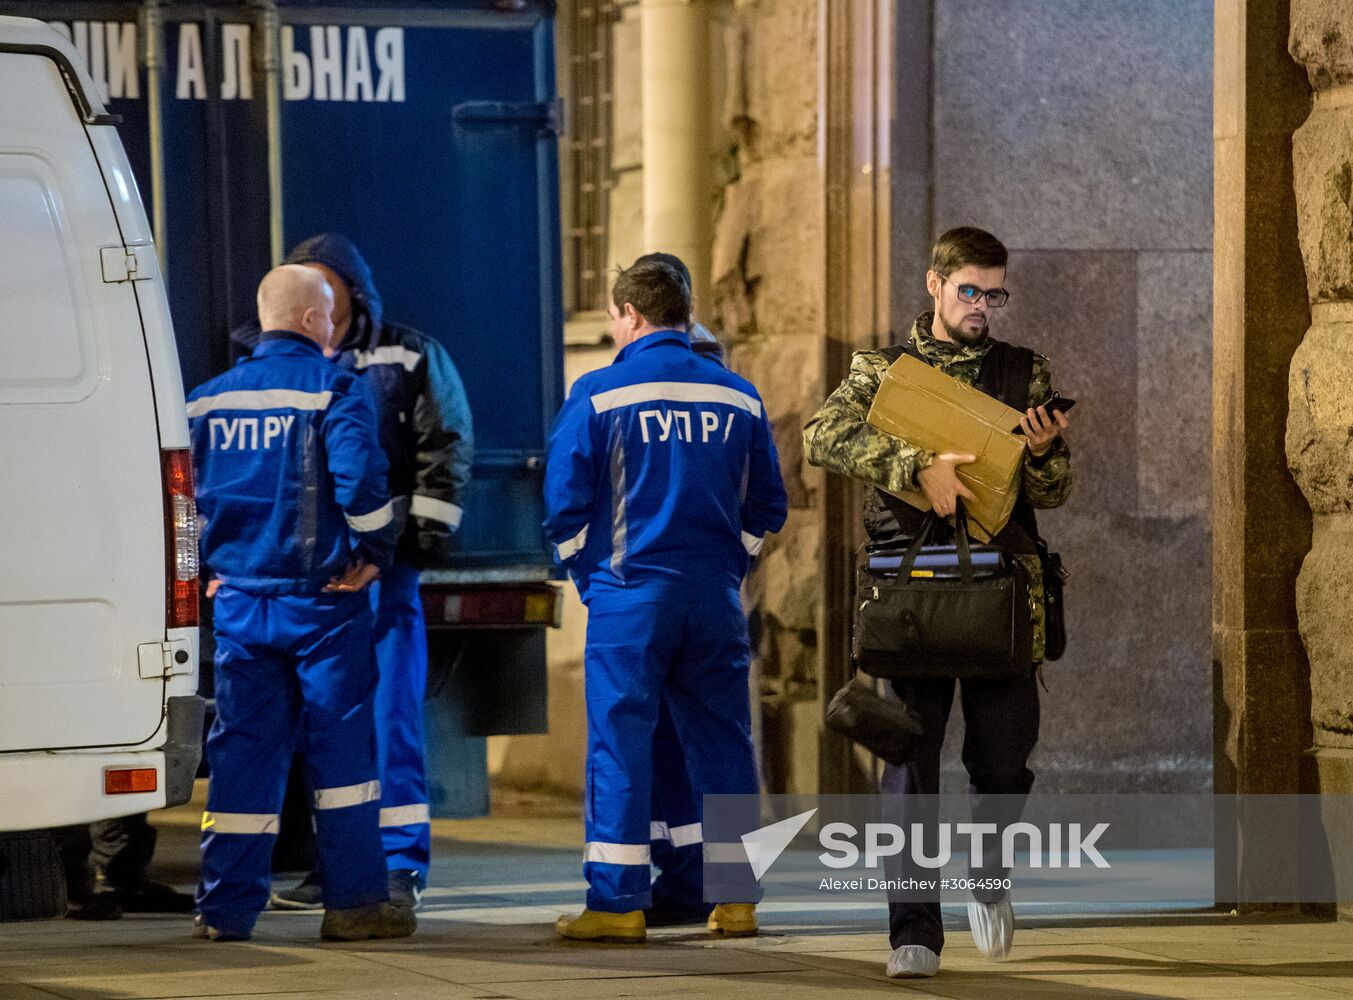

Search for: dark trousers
xmin=55 ymin=815 xmax=156 ymax=902
xmin=91 ymin=815 xmax=156 ymax=889
xmin=881 ymin=674 xmax=1040 ymax=954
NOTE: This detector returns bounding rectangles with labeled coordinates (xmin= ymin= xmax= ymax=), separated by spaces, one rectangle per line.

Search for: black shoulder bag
xmin=823 ymin=675 xmax=926 ymax=766
xmin=852 ymin=499 xmax=1034 ymax=679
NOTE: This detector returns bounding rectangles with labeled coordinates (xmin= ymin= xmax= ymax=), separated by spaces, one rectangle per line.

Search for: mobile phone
xmin=1011 ymin=394 xmax=1076 ymax=434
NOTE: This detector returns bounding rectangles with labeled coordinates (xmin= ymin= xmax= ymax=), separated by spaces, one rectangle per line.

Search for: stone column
xmin=819 ymin=0 xmax=894 ymax=793
xmin=1288 ymin=2 xmax=1353 ymax=802
xmin=1213 ymin=0 xmax=1313 ymax=907
xmin=640 ymin=0 xmax=713 ymax=306
xmin=712 ymin=0 xmax=827 ymax=794
xmin=709 ymin=0 xmax=892 ymax=794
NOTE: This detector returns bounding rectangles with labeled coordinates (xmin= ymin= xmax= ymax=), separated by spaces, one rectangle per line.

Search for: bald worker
xmin=188 ymin=266 xmax=414 ymax=942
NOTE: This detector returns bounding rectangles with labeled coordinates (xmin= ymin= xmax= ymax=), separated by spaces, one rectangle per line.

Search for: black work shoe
xmin=115 ymin=880 xmax=195 ymax=913
xmin=192 ymin=914 xmax=250 ymax=942
xmin=320 ymin=901 xmax=416 ymax=941
xmin=387 ymin=869 xmax=425 ymax=910
xmin=65 ymin=893 xmax=122 ymax=921
xmin=270 ymin=872 xmax=323 ymax=911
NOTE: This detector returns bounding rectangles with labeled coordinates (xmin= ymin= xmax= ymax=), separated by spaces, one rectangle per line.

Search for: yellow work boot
xmin=707 ymin=903 xmax=758 ymax=937
xmin=554 ymin=908 xmax=646 ymax=943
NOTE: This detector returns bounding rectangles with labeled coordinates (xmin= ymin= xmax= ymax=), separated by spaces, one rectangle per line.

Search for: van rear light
xmin=104 ymin=768 xmax=158 ymax=794
xmin=162 ymin=449 xmax=199 ymax=628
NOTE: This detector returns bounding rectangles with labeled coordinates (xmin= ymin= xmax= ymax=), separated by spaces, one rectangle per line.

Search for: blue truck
xmin=1 ymin=0 xmax=565 ymax=818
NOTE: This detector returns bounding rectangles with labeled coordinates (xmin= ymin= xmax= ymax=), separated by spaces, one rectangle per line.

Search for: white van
xmin=0 ymin=17 xmax=202 ymax=834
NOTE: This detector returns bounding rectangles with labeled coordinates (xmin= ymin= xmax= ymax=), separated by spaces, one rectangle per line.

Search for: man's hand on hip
xmin=324 ymin=561 xmax=381 ymax=593
xmin=1020 ymin=404 xmax=1070 ymax=457
xmin=916 ymin=453 xmax=977 ymax=518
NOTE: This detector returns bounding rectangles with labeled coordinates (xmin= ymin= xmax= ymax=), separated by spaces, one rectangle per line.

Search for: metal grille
xmin=566 ymin=0 xmax=615 ymax=313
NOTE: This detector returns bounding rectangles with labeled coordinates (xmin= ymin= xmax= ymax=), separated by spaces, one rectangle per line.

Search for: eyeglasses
xmin=940 ymin=276 xmax=1010 ymax=309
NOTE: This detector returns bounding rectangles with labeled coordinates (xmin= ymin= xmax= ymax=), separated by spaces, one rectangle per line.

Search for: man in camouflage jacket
xmin=803 ymin=227 xmax=1072 ymax=978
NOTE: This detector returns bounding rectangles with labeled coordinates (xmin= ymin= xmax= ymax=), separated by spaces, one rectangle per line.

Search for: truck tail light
xmin=420 ymin=585 xmax=562 ymax=629
xmin=162 ymin=449 xmax=199 ymax=628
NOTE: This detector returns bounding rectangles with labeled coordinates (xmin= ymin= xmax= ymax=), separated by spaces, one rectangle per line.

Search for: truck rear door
xmin=278 ymin=6 xmax=564 ymax=569
xmin=0 ymin=29 xmax=167 ymax=752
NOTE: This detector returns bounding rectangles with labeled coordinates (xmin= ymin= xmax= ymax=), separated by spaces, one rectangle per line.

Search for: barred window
xmin=564 ymin=0 xmax=614 ymax=314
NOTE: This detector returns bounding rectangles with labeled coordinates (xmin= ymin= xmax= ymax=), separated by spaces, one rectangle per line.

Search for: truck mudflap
xmin=163 ymin=695 xmax=206 ymax=808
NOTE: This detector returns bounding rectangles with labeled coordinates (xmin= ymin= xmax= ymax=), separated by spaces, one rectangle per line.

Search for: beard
xmin=940 ymin=311 xmax=990 ymax=347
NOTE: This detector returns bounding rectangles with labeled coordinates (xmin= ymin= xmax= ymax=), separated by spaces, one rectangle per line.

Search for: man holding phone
xmin=803 ymin=227 xmax=1073 ymax=979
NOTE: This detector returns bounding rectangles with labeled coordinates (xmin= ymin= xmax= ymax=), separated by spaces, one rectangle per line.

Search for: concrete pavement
xmin=2 ymin=790 xmax=1351 ymax=1000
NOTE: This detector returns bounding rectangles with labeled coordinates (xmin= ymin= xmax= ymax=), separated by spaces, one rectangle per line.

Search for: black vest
xmin=861 ymin=338 xmax=1040 ymax=553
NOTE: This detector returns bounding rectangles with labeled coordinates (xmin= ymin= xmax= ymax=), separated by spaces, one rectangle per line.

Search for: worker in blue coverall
xmin=545 ymin=258 xmax=788 ymax=943
xmin=235 ymin=236 xmax=474 ymax=911
xmin=189 ymin=265 xmax=415 ymax=943
xmin=630 ymin=253 xmax=732 ymax=927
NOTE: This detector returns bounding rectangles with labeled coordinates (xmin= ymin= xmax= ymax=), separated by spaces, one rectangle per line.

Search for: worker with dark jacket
xmin=237 ymin=235 xmax=474 ymax=911
xmin=190 ymin=265 xmax=413 ymax=942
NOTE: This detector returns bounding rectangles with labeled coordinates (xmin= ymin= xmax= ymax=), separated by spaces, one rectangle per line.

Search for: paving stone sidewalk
xmin=2 ymin=794 xmax=1350 ymax=1000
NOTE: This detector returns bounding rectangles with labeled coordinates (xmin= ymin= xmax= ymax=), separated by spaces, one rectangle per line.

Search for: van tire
xmin=0 ymin=831 xmax=66 ymax=922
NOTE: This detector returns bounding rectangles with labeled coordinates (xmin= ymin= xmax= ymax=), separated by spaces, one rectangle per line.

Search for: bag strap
xmin=952 ymin=498 xmax=975 ymax=585
xmin=897 ymin=510 xmax=938 ymax=581
xmin=896 ymin=501 xmax=976 ymax=585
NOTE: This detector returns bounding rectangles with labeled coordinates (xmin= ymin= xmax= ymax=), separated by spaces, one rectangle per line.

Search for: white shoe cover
xmin=886 ymin=944 xmax=940 ymax=978
xmin=967 ymin=896 xmax=1014 ymax=960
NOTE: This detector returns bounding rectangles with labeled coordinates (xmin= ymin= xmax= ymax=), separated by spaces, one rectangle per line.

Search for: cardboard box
xmin=866 ymin=353 xmax=1027 ymax=540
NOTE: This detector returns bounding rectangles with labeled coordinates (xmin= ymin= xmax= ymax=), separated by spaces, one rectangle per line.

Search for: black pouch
xmin=824 ymin=676 xmax=926 ymax=766
xmin=852 ymin=500 xmax=1033 ymax=679
xmin=1037 ymin=540 xmax=1068 ymax=662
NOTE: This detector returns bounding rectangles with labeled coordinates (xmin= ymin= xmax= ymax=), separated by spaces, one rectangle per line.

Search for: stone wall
xmin=712 ymin=0 xmax=825 ymax=794
xmin=497 ymin=0 xmax=1218 ymax=799
xmin=911 ymin=0 xmax=1216 ymax=792
xmin=1288 ymin=0 xmax=1353 ymax=799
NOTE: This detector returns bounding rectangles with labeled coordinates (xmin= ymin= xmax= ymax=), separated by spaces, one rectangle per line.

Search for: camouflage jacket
xmin=803 ymin=313 xmax=1074 ymax=664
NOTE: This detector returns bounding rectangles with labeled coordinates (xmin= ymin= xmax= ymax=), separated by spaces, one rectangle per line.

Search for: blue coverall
xmin=543 ymin=329 xmax=788 ymax=913
xmin=648 ymin=323 xmax=731 ymax=914
xmin=189 ymin=331 xmax=397 ymax=937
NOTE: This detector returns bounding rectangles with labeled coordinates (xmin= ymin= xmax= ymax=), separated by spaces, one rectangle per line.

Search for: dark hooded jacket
xmin=231 ymin=234 xmax=474 ymax=567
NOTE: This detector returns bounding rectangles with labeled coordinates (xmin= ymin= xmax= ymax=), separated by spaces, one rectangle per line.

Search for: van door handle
xmin=100 ymin=244 xmax=158 ymax=283
xmin=137 ymin=638 xmax=193 ymax=678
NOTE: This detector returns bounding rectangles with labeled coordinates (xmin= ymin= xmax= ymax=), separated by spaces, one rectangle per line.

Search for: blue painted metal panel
xmin=277 ymin=11 xmax=562 ymax=564
xmin=6 ymin=0 xmax=563 ymax=571
xmin=6 ymin=1 xmax=564 ymax=816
